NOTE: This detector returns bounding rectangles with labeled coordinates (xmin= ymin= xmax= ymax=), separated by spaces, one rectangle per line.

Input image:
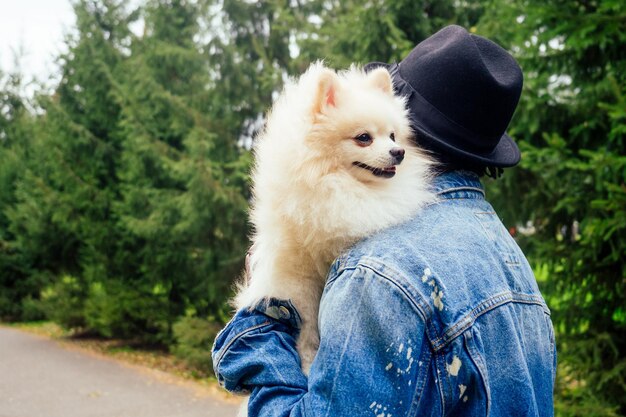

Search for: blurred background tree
xmin=0 ymin=70 xmax=41 ymax=321
xmin=0 ymin=0 xmax=624 ymax=414
xmin=296 ymin=0 xmax=485 ymax=67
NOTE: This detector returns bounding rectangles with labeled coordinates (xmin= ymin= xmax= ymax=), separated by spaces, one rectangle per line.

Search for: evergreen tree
xmin=111 ymin=0 xmax=249 ymax=341
xmin=4 ymin=0 xmax=136 ymax=328
xmin=0 ymin=70 xmax=42 ymax=320
xmin=296 ymin=0 xmax=485 ymax=67
xmin=206 ymin=0 xmax=310 ymax=143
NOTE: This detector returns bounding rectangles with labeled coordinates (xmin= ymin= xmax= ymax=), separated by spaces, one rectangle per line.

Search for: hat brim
xmin=364 ymin=61 xmax=521 ymax=168
xmin=363 ymin=61 xmax=390 ymax=72
xmin=413 ymin=125 xmax=521 ymax=168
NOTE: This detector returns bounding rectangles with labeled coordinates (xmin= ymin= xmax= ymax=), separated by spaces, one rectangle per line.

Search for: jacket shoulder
xmin=329 ymin=199 xmax=548 ymax=349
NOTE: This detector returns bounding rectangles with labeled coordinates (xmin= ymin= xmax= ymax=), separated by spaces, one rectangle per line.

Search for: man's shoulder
xmin=328 ymin=197 xmax=545 ymax=321
xmin=326 ymin=202 xmax=464 ymax=308
xmin=334 ymin=200 xmax=470 ymax=271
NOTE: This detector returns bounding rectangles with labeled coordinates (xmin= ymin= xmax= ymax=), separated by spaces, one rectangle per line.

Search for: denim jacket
xmin=212 ymin=171 xmax=556 ymax=417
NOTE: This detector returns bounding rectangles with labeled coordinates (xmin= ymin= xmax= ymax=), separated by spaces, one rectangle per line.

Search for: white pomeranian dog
xmin=234 ymin=62 xmax=435 ymax=373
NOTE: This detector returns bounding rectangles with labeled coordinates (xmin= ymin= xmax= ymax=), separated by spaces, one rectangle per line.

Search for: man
xmin=212 ymin=25 xmax=556 ymax=416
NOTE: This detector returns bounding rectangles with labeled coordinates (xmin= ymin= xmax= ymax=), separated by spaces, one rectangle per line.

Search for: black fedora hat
xmin=365 ymin=25 xmax=523 ymax=167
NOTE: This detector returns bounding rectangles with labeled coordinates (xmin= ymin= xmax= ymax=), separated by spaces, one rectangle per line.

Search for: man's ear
xmin=367 ymin=67 xmax=393 ymax=95
xmin=313 ymin=69 xmax=339 ymax=115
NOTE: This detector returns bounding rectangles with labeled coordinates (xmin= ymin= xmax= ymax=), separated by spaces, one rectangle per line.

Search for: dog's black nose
xmin=390 ymin=147 xmax=405 ymax=164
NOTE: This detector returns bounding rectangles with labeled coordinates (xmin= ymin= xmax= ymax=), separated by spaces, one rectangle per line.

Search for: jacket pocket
xmin=434 ymin=330 xmax=490 ymax=417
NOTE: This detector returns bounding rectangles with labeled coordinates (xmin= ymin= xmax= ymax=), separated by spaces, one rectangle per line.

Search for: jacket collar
xmin=431 ymin=170 xmax=485 ymax=199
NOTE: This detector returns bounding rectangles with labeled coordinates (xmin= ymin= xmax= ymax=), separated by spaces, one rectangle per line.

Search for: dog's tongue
xmin=383 ymin=166 xmax=396 ymax=173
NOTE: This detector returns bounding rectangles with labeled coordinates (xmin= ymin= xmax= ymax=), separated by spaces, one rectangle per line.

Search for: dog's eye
xmin=390 ymin=132 xmax=395 ymax=141
xmin=355 ymin=133 xmax=372 ymax=145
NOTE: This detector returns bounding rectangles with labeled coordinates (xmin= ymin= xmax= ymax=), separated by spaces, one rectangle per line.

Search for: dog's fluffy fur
xmin=235 ymin=62 xmax=435 ymax=372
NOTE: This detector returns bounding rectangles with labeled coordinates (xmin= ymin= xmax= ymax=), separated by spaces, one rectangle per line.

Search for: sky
xmin=0 ymin=0 xmax=76 ymax=84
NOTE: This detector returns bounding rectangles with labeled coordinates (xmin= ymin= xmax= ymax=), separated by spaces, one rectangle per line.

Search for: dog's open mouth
xmin=352 ymin=162 xmax=396 ymax=178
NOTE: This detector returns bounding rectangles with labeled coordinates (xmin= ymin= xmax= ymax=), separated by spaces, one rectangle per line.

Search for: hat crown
xmin=398 ymin=25 xmax=523 ymax=141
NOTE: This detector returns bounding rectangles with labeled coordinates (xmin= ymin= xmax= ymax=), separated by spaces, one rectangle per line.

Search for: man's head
xmin=365 ymin=25 xmax=524 ymax=177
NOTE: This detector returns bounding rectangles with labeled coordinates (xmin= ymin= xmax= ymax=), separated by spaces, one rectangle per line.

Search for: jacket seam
xmin=332 ymin=260 xmax=549 ymax=353
xmin=334 ymin=261 xmax=449 ymax=353
xmin=331 ymin=259 xmax=549 ymax=353
xmin=431 ymin=292 xmax=549 ymax=352
xmin=323 ymin=276 xmax=375 ymax=417
xmin=464 ymin=331 xmax=491 ymax=416
xmin=436 ymin=352 xmax=447 ymax=416
xmin=436 ymin=186 xmax=485 ymax=197
xmin=354 ymin=263 xmax=433 ymax=327
xmin=214 ymin=321 xmax=271 ymax=368
xmin=408 ymin=345 xmax=432 ymax=417
xmin=437 ymin=196 xmax=483 ymax=201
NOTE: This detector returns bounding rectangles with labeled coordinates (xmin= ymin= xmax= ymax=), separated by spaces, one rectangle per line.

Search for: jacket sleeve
xmin=212 ymin=265 xmax=428 ymax=417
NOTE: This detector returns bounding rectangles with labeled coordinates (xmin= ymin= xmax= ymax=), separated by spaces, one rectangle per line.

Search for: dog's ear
xmin=313 ymin=69 xmax=339 ymax=115
xmin=367 ymin=68 xmax=393 ymax=95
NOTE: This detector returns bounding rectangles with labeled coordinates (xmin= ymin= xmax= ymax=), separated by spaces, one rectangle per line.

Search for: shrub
xmin=172 ymin=316 xmax=222 ymax=376
xmin=39 ymin=275 xmax=87 ymax=329
xmin=83 ymin=280 xmax=172 ymax=343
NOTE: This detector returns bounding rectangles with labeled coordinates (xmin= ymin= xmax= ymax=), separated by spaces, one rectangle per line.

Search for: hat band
xmin=390 ymin=63 xmax=501 ymax=154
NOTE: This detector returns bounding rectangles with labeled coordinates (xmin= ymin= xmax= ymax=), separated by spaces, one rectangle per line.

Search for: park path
xmin=0 ymin=326 xmax=241 ymax=417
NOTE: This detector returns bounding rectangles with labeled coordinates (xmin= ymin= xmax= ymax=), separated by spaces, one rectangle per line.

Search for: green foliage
xmin=112 ymin=0 xmax=250 ymax=340
xmin=83 ymin=280 xmax=171 ymax=340
xmin=172 ymin=315 xmax=222 ymax=375
xmin=1 ymin=0 xmax=251 ymax=342
xmin=39 ymin=275 xmax=88 ymax=329
xmin=0 ymin=71 xmax=45 ymax=321
xmin=298 ymin=0 xmax=484 ymax=68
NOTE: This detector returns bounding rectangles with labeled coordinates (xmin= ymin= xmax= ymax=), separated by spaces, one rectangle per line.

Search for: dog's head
xmin=307 ymin=66 xmax=413 ymax=183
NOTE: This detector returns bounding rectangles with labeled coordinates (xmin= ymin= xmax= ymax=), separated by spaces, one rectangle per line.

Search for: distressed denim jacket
xmin=212 ymin=171 xmax=557 ymax=417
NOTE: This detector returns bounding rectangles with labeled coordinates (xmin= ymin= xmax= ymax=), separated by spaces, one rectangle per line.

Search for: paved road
xmin=0 ymin=327 xmax=241 ymax=417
